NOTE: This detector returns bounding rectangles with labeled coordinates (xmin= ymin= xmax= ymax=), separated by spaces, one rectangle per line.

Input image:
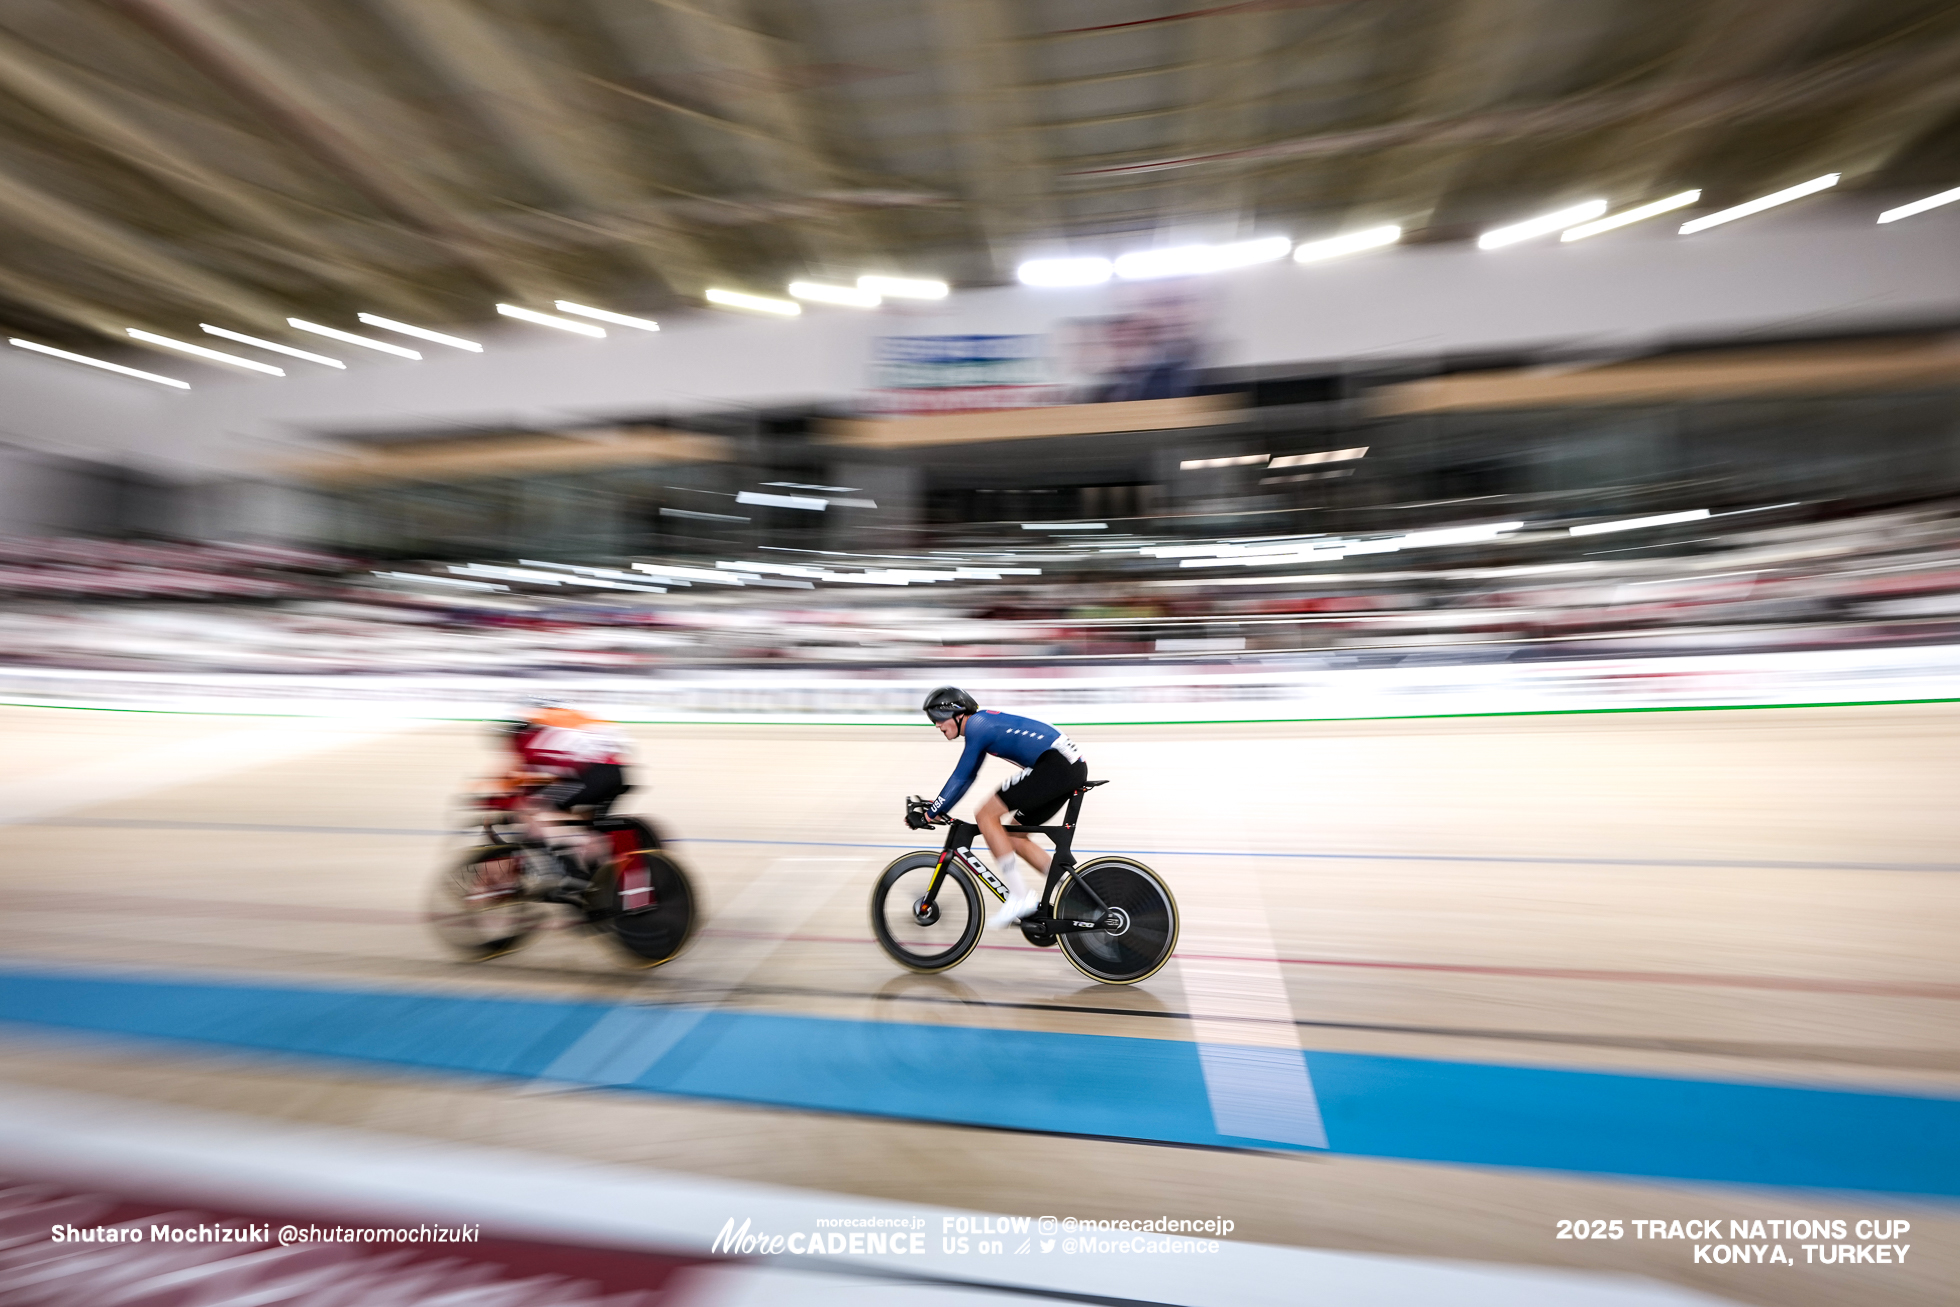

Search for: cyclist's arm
xmin=928 ymin=730 xmax=988 ymax=818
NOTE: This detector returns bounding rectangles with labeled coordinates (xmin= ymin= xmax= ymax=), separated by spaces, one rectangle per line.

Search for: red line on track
xmin=1187 ymin=952 xmax=1960 ymax=1000
xmin=707 ymin=929 xmax=1960 ymax=1000
xmin=13 ymin=908 xmax=1948 ymax=1003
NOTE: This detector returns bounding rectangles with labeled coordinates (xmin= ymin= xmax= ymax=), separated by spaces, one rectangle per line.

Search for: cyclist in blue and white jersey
xmin=914 ymin=686 xmax=1087 ymax=929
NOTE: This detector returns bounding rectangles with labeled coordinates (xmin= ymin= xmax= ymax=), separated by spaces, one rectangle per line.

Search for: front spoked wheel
xmin=871 ymin=851 xmax=983 ymax=973
xmin=1055 ymin=857 xmax=1179 ymax=985
xmin=427 ymin=844 xmax=546 ymax=961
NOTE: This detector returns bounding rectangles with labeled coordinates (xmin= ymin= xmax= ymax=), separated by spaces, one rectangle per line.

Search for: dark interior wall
xmin=0 ymin=447 xmax=181 ymax=537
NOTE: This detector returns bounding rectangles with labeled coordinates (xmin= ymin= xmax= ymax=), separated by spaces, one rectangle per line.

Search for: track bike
xmin=427 ymin=783 xmax=696 ymax=967
xmin=871 ymin=779 xmax=1178 ymax=984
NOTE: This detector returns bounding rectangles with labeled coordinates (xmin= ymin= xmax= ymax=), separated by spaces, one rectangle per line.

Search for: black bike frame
xmin=920 ymin=785 xmax=1110 ymax=935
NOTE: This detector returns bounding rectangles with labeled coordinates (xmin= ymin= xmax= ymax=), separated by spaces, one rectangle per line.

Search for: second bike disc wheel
xmin=871 ymin=851 xmax=983 ymax=973
xmin=602 ymin=848 xmax=697 ymax=968
xmin=1055 ymin=857 xmax=1179 ymax=985
xmin=427 ymin=844 xmax=545 ymax=962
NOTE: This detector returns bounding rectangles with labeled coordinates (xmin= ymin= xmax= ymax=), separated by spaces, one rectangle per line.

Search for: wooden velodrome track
xmin=0 ymin=701 xmax=1956 ymax=1306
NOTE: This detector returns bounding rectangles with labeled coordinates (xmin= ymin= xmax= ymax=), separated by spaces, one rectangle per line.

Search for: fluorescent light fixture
xmin=495 ymin=304 xmax=606 ymax=337
xmin=1560 ymin=191 xmax=1700 ymax=241
xmin=1180 ymin=454 xmax=1269 ymax=470
xmin=373 ymin=571 xmax=506 ymax=592
xmin=357 ymin=313 xmax=482 ymax=352
xmin=1400 ymin=521 xmax=1523 ymax=547
xmin=288 ymin=318 xmax=422 ymax=359
xmin=200 ymin=325 xmax=344 ymax=368
xmin=1569 ymin=508 xmax=1710 ymax=536
xmin=737 ymin=490 xmax=826 ymax=510
xmin=1269 ymin=446 xmax=1367 ymax=468
xmin=1878 ymin=185 xmax=1960 ymax=224
xmin=1017 ymin=257 xmax=1112 ymax=287
xmin=127 ymin=329 xmax=283 ymax=375
xmin=764 ymin=481 xmax=858 ymax=492
xmin=706 ymin=289 xmax=800 ymax=316
xmin=1478 ymin=200 xmax=1608 ymax=249
xmin=9 ymin=337 xmax=188 ymax=388
xmin=448 ymin=564 xmax=565 ymax=584
xmin=1021 ymin=522 xmax=1107 ymax=530
xmin=1293 ymin=225 xmax=1401 ymax=263
xmin=858 ymin=275 xmax=947 ymax=299
xmin=629 ymin=560 xmax=752 ymax=586
xmin=659 ymin=506 xmax=748 ymax=523
xmin=718 ymin=559 xmax=829 ymax=579
xmin=1114 ymin=236 xmax=1291 ymax=280
xmin=554 ymin=301 xmax=660 ymax=331
xmin=1679 ymin=174 xmax=1838 ymax=234
xmin=788 ymin=280 xmax=881 ymax=307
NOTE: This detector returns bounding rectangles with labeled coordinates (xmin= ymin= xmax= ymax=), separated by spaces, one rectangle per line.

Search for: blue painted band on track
xmin=0 ymin=967 xmax=1954 ymax=1197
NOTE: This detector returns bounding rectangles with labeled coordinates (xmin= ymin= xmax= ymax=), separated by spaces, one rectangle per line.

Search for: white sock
xmin=995 ymin=852 xmax=1027 ymax=898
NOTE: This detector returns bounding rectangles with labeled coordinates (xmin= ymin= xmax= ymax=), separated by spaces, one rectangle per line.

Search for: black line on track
xmin=724 ymin=982 xmax=1960 ymax=1071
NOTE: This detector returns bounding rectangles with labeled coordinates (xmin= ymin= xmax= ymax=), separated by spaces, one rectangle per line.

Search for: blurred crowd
xmin=6 ymin=501 xmax=1960 ymax=676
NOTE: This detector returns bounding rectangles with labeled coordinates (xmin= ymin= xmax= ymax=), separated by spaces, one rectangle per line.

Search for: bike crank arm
xmin=1027 ymin=911 xmax=1121 ymax=936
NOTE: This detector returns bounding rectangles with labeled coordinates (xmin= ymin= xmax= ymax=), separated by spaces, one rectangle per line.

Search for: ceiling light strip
xmin=1569 ymin=508 xmax=1710 ymax=536
xmin=1560 ymin=191 xmax=1700 ymax=241
xmin=1478 ymin=200 xmax=1608 ymax=249
xmin=1877 ymin=185 xmax=1960 ymax=224
xmin=9 ymin=338 xmax=189 ymax=388
xmin=1679 ymin=174 xmax=1838 ymax=234
xmin=1268 ymin=446 xmax=1368 ymax=468
xmin=200 ymin=325 xmax=344 ymax=368
xmin=357 ymin=313 xmax=482 ymax=352
xmin=126 ymin=329 xmax=283 ymax=375
xmin=288 ymin=318 xmax=422 ymax=359
xmin=554 ymin=302 xmax=660 ymax=331
xmin=1114 ymin=236 xmax=1290 ymax=280
xmin=495 ymin=304 xmax=606 ymax=337
xmin=1293 ymin=225 xmax=1401 ymax=263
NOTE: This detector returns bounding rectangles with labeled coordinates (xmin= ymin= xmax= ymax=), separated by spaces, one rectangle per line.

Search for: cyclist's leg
xmin=980 ymin=752 xmax=1084 ymax=921
xmin=998 ymin=753 xmax=1088 ymax=904
xmin=974 ymin=793 xmax=1027 ymax=880
xmin=977 ymin=796 xmax=1049 ymax=864
xmin=536 ymin=765 xmax=629 ymax=874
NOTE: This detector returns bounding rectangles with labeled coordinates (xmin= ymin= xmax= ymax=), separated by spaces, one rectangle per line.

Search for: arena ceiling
xmin=1 ymin=0 xmax=1958 ymax=354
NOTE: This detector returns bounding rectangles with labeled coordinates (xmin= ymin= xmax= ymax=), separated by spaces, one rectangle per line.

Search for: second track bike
xmin=427 ymin=782 xmax=696 ymax=968
xmin=871 ymin=779 xmax=1177 ymax=985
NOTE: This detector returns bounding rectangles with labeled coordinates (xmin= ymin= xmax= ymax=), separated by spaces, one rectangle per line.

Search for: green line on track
xmin=5 ymin=695 xmax=1960 ymax=725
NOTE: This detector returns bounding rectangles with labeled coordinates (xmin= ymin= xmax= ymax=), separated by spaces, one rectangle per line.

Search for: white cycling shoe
xmin=988 ymin=891 xmax=1041 ymax=931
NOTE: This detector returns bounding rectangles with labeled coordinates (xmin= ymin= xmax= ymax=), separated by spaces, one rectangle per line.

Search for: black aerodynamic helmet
xmin=922 ymin=685 xmax=979 ymax=722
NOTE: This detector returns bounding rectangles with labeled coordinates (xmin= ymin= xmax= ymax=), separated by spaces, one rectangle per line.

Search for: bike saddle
xmin=1081 ymin=779 xmax=1110 ymax=789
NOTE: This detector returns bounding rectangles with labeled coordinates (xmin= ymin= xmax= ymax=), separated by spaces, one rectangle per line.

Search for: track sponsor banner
xmin=2 ymin=644 xmax=1959 ymax=722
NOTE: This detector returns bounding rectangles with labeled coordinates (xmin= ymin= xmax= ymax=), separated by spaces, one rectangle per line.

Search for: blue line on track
xmin=27 ymin=820 xmax=1960 ymax=872
xmin=1 ymin=967 xmax=1954 ymax=1197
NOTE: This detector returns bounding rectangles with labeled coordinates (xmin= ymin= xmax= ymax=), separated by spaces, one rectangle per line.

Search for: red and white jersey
xmin=514 ymin=708 xmax=631 ymax=772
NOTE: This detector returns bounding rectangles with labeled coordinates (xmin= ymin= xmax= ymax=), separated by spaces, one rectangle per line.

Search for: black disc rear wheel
xmin=601 ymin=848 xmax=696 ymax=967
xmin=1055 ymin=857 xmax=1178 ymax=984
xmin=427 ymin=844 xmax=545 ymax=962
xmin=871 ymin=851 xmax=983 ymax=973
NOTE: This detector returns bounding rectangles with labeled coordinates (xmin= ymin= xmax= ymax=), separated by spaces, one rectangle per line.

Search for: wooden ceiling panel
xmin=0 ymin=0 xmax=1949 ymax=352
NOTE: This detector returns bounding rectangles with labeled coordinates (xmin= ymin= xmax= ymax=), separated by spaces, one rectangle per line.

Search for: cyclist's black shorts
xmin=540 ymin=763 xmax=631 ymax=815
xmin=998 ymin=749 xmax=1089 ymax=826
